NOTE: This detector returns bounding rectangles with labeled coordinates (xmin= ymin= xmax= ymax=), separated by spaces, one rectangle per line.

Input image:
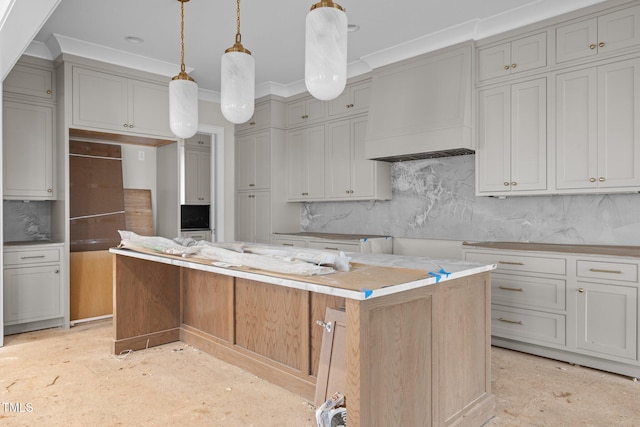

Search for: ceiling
xmin=31 ymin=0 xmax=606 ymax=99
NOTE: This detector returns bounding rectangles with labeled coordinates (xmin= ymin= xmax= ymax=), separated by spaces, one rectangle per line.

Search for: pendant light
xmin=169 ymin=0 xmax=199 ymax=139
xmin=305 ymin=1 xmax=347 ymax=101
xmin=221 ymin=0 xmax=255 ymax=124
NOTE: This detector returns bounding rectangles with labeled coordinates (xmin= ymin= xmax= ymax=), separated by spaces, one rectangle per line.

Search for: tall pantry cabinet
xmin=234 ymin=97 xmax=298 ymax=243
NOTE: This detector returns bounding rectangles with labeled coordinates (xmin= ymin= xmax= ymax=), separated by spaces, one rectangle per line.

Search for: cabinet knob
xmin=589 ymin=44 xmax=596 ymax=50
xmin=47 ymin=188 xmax=53 ymax=193
xmin=301 ymin=114 xmax=309 ymax=119
xmin=249 ymin=121 xmax=256 ymax=125
xmin=47 ymin=89 xmax=52 ymax=94
xmin=511 ymin=63 xmax=517 ymax=69
xmin=503 ymin=65 xmax=510 ymax=70
xmin=54 ymin=269 xmax=59 ymax=274
xmin=598 ymin=177 xmax=605 ymax=182
xmin=599 ymin=42 xmax=605 ymax=48
xmin=249 ymin=183 xmax=255 ymax=187
xmin=511 ymin=181 xmax=517 ymax=186
xmin=578 ymin=288 xmax=585 ymax=293
xmin=503 ymin=182 xmax=509 ymax=186
xmin=123 ymin=124 xmax=128 ymax=128
xmin=589 ymin=177 xmax=596 ymax=182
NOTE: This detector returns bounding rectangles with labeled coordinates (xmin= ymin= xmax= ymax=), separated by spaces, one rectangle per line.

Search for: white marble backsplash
xmin=301 ymin=155 xmax=640 ymax=246
xmin=3 ymin=200 xmax=51 ymax=242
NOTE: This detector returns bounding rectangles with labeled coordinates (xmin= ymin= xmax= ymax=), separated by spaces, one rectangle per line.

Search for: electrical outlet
xmin=138 ymin=150 xmax=145 ymax=161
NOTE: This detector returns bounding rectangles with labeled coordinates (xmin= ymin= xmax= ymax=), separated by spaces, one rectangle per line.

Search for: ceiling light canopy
xmin=220 ymin=0 xmax=255 ymax=125
xmin=305 ymin=1 xmax=348 ymax=101
xmin=169 ymin=0 xmax=199 ymax=139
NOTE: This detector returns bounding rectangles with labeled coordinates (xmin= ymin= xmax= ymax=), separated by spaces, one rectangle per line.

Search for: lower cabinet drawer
xmin=492 ymin=305 xmax=566 ymax=346
xmin=466 ymin=251 xmax=566 ymax=275
xmin=492 ymin=273 xmax=566 ymax=311
xmin=272 ymin=237 xmax=308 ymax=248
xmin=308 ymin=241 xmax=359 ymax=252
xmin=4 ymin=248 xmax=60 ymax=266
xmin=577 ymin=260 xmax=638 ymax=283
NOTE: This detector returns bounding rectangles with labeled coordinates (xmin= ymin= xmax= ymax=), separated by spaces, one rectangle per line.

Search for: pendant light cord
xmin=235 ymin=0 xmax=242 ymax=44
xmin=180 ymin=0 xmax=186 ymax=72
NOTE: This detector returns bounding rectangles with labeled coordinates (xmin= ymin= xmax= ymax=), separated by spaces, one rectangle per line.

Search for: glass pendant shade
xmin=305 ymin=3 xmax=347 ymax=101
xmin=169 ymin=77 xmax=199 ymax=139
xmin=220 ymin=50 xmax=255 ymax=124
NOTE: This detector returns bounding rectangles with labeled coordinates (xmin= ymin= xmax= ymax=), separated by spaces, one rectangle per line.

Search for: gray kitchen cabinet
xmin=3 ymin=244 xmax=64 ymax=335
xmin=180 ymin=230 xmax=212 ymax=241
xmin=477 ymin=32 xmax=548 ymax=82
xmin=286 ymin=95 xmax=327 ymax=128
xmin=463 ymin=243 xmax=640 ymax=378
xmin=2 ymin=100 xmax=55 ymax=200
xmin=236 ymin=190 xmax=270 ymax=244
xmin=185 ymin=132 xmax=211 ymax=148
xmin=236 ymin=100 xmax=285 ymax=134
xmin=556 ymin=3 xmax=640 ymax=64
xmin=184 ymin=144 xmax=211 ymax=205
xmin=3 ymin=63 xmax=54 ymax=101
xmin=236 ymin=131 xmax=270 ymax=191
xmin=272 ymin=233 xmax=393 ymax=254
xmin=476 ymin=77 xmax=547 ymax=195
xmin=325 ymin=117 xmax=391 ymax=201
xmin=327 ymin=79 xmax=371 ymax=118
xmin=71 ymin=66 xmax=172 ymax=138
xmin=556 ymin=57 xmax=640 ymax=192
xmin=286 ymin=125 xmax=325 ymax=201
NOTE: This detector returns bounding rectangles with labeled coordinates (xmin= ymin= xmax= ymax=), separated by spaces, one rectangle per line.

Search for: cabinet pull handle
xmin=589 ymin=43 xmax=596 ymax=49
xmin=21 ymin=255 xmax=46 ymax=259
xmin=54 ymin=269 xmax=60 ymax=273
xmin=324 ymin=247 xmax=339 ymax=250
xmin=47 ymin=89 xmax=52 ymax=94
xmin=503 ymin=65 xmax=510 ymax=70
xmin=578 ymin=288 xmax=585 ymax=293
xmin=511 ymin=181 xmax=517 ymax=186
xmin=511 ymin=63 xmax=517 ymax=69
xmin=249 ymin=183 xmax=255 ymax=187
xmin=498 ymin=261 xmax=524 ymax=266
xmin=498 ymin=286 xmax=523 ymax=292
xmin=249 ymin=121 xmax=256 ymax=125
xmin=589 ymin=268 xmax=622 ymax=274
xmin=599 ymin=42 xmax=605 ymax=48
xmin=598 ymin=177 xmax=605 ymax=182
xmin=281 ymin=243 xmax=294 ymax=246
xmin=315 ymin=320 xmax=332 ymax=333
xmin=589 ymin=177 xmax=596 ymax=182
xmin=498 ymin=317 xmax=523 ymax=325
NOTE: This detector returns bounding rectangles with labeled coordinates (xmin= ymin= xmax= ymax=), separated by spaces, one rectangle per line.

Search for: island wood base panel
xmin=112 ymin=253 xmax=495 ymax=427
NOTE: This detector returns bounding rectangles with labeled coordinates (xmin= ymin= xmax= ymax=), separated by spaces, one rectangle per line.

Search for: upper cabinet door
xmin=4 ymin=64 xmax=54 ymax=101
xmin=3 ymin=101 xmax=55 ymax=199
xmin=477 ymin=85 xmax=511 ymax=193
xmin=72 ymin=67 xmax=128 ymax=131
xmin=597 ymin=58 xmax=640 ymax=189
xmin=509 ymin=78 xmax=547 ymax=192
xmin=556 ymin=67 xmax=598 ymax=190
xmin=128 ymin=78 xmax=172 ymax=137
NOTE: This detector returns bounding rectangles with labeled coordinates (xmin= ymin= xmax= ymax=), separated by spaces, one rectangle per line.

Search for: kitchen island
xmin=110 ymin=246 xmax=496 ymax=426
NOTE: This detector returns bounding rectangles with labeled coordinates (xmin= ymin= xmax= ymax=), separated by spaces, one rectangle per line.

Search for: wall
xmin=302 ymin=155 xmax=640 ymax=246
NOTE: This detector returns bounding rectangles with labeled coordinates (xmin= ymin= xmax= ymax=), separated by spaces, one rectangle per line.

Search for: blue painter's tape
xmin=428 ymin=272 xmax=442 ymax=283
xmin=361 ymin=288 xmax=373 ymax=298
xmin=439 ymin=268 xmax=451 ymax=278
xmin=363 ymin=237 xmax=368 ymax=242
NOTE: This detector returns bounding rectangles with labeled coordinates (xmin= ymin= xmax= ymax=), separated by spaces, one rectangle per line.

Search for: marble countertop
xmin=4 ymin=240 xmax=64 ymax=248
xmin=463 ymin=241 xmax=640 ymax=258
xmin=110 ymin=246 xmax=495 ymax=301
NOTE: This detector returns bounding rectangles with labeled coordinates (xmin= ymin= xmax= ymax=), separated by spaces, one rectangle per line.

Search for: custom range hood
xmin=365 ymin=41 xmax=474 ymax=162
